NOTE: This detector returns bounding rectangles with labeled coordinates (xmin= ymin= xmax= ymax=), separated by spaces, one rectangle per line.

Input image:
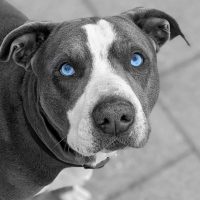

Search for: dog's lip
xmin=38 ymin=108 xmax=111 ymax=168
xmin=84 ymin=157 xmax=110 ymax=169
xmin=39 ymin=109 xmax=91 ymax=165
xmin=105 ymin=140 xmax=127 ymax=151
xmin=38 ymin=106 xmax=148 ymax=168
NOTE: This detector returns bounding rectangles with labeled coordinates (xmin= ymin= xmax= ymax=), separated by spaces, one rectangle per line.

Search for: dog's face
xmin=0 ymin=8 xmax=188 ymax=163
xmin=36 ymin=18 xmax=156 ymax=156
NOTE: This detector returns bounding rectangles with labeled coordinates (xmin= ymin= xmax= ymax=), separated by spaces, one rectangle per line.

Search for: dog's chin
xmin=66 ymin=136 xmax=148 ymax=169
xmin=82 ymin=136 xmax=149 ymax=168
xmin=80 ymin=139 xmax=136 ymax=168
xmin=67 ymin=146 xmax=114 ymax=169
xmin=66 ymin=123 xmax=150 ymax=168
xmin=70 ymin=139 xmax=130 ymax=168
xmin=67 ymin=139 xmax=120 ymax=168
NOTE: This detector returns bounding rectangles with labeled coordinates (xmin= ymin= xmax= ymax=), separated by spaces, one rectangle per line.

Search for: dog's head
xmin=0 ymin=7 xmax=188 ymax=166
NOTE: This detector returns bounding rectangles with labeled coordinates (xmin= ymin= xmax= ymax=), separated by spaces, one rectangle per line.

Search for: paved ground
xmin=7 ymin=0 xmax=200 ymax=199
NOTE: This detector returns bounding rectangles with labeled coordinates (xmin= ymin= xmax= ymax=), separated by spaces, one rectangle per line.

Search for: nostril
xmin=120 ymin=114 xmax=132 ymax=123
xmin=96 ymin=117 xmax=115 ymax=135
xmin=99 ymin=118 xmax=110 ymax=126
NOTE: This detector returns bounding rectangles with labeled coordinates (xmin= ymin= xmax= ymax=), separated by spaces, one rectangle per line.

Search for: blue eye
xmin=131 ymin=53 xmax=144 ymax=68
xmin=60 ymin=64 xmax=75 ymax=76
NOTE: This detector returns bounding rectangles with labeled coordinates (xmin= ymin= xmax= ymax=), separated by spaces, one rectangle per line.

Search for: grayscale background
xmin=7 ymin=0 xmax=200 ymax=199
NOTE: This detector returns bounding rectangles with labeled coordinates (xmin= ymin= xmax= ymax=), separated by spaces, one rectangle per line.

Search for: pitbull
xmin=0 ymin=0 xmax=189 ymax=199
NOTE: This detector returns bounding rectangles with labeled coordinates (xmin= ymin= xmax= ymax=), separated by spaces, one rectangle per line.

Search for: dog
xmin=0 ymin=0 xmax=189 ymax=199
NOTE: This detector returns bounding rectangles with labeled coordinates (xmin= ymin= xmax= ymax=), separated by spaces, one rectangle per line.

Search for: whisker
xmin=52 ymin=136 xmax=67 ymax=150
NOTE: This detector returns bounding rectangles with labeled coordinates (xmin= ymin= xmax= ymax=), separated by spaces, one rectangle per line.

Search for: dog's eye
xmin=60 ymin=64 xmax=75 ymax=76
xmin=131 ymin=53 xmax=144 ymax=68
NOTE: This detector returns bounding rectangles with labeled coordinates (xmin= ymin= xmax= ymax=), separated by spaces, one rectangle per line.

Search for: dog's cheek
xmin=124 ymin=73 xmax=149 ymax=116
xmin=38 ymin=69 xmax=92 ymax=136
xmin=40 ymin=93 xmax=69 ymax=129
xmin=38 ymin=80 xmax=70 ymax=132
xmin=146 ymin=64 xmax=160 ymax=113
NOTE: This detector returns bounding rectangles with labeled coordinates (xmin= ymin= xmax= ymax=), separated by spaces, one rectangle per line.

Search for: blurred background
xmin=7 ymin=0 xmax=200 ymax=199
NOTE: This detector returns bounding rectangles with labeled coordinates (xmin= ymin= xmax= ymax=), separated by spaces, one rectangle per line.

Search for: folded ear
xmin=0 ymin=21 xmax=56 ymax=70
xmin=121 ymin=7 xmax=190 ymax=52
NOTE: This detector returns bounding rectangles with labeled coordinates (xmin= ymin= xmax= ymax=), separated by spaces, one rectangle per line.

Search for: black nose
xmin=92 ymin=97 xmax=135 ymax=136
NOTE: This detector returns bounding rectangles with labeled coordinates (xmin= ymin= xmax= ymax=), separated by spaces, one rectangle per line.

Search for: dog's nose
xmin=92 ymin=98 xmax=135 ymax=135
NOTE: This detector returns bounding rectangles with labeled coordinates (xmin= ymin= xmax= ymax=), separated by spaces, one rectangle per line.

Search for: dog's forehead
xmin=50 ymin=17 xmax=154 ymax=62
xmin=82 ymin=19 xmax=116 ymax=58
xmin=49 ymin=18 xmax=115 ymax=62
xmin=79 ymin=18 xmax=155 ymax=64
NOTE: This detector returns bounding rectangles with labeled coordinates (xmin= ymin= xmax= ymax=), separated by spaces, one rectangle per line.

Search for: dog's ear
xmin=0 ymin=21 xmax=57 ymax=70
xmin=121 ymin=7 xmax=190 ymax=52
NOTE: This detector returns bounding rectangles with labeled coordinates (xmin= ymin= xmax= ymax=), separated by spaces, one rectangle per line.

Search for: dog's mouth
xmin=105 ymin=140 xmax=127 ymax=151
xmin=39 ymin=104 xmax=149 ymax=169
xmin=39 ymin=109 xmax=112 ymax=169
